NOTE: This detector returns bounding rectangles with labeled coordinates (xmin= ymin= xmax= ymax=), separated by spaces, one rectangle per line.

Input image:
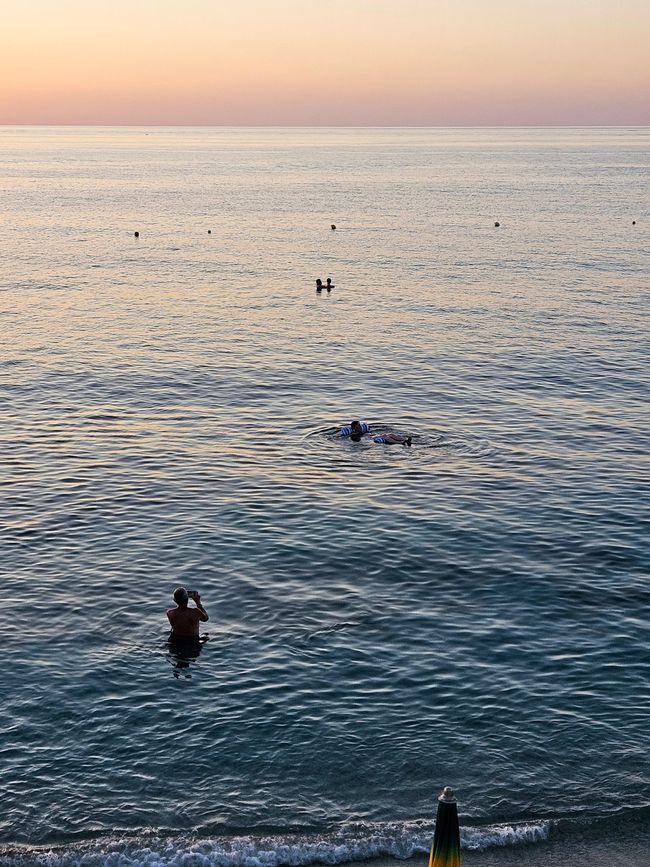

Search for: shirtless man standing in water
xmin=167 ymin=587 xmax=209 ymax=637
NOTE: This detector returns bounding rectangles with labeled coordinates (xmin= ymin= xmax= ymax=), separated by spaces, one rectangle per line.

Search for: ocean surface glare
xmin=0 ymin=127 xmax=649 ymax=866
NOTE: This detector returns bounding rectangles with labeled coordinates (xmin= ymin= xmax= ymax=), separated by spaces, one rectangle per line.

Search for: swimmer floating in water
xmin=347 ymin=419 xmax=412 ymax=447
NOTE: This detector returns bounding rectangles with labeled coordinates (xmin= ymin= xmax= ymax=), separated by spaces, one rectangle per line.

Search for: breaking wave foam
xmin=0 ymin=820 xmax=552 ymax=867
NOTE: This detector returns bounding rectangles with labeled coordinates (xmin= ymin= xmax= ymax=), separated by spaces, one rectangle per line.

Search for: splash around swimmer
xmin=342 ymin=419 xmax=412 ymax=447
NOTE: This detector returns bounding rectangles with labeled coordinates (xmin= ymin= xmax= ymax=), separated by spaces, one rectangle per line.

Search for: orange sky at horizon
xmin=2 ymin=0 xmax=649 ymax=125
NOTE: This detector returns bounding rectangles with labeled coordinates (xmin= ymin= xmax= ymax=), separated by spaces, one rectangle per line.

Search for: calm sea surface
xmin=0 ymin=127 xmax=648 ymax=866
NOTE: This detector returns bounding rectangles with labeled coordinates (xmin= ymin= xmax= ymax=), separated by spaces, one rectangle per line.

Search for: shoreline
xmin=2 ymin=818 xmax=650 ymax=867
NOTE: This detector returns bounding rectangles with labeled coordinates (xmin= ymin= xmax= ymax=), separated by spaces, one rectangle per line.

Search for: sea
xmin=0 ymin=126 xmax=648 ymax=867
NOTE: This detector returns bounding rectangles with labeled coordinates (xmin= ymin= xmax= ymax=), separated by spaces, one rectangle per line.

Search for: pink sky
xmin=2 ymin=0 xmax=649 ymax=125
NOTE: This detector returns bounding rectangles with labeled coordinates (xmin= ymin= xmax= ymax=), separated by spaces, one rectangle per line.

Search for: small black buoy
xmin=632 ymin=220 xmax=636 ymax=225
xmin=208 ymin=229 xmax=211 ymax=234
xmin=331 ymin=224 xmax=336 ymax=230
xmin=494 ymin=221 xmax=500 ymax=228
xmin=134 ymin=231 xmax=139 ymax=238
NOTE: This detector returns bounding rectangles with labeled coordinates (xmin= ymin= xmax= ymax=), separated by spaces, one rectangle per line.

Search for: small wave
xmin=0 ymin=821 xmax=552 ymax=867
xmin=299 ymin=621 xmax=363 ymax=641
xmin=462 ymin=821 xmax=551 ymax=850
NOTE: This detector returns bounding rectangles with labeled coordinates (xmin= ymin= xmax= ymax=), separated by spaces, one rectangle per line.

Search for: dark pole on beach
xmin=428 ymin=787 xmax=461 ymax=867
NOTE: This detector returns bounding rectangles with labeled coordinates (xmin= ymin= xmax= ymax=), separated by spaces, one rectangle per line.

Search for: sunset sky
xmin=2 ymin=0 xmax=649 ymax=125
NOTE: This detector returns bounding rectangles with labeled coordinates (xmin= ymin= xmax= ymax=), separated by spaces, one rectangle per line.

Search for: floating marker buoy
xmin=494 ymin=221 xmax=500 ymax=228
xmin=134 ymin=231 xmax=139 ymax=238
xmin=331 ymin=224 xmax=336 ymax=230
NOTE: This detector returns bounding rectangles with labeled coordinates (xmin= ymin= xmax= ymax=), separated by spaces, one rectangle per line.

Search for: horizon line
xmin=2 ymin=123 xmax=649 ymax=130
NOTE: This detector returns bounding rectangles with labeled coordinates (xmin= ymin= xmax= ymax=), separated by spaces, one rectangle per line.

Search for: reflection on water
xmin=167 ymin=635 xmax=209 ymax=679
xmin=0 ymin=127 xmax=648 ymax=859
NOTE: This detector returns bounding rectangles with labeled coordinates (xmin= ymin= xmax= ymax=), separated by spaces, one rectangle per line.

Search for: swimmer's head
xmin=351 ymin=420 xmax=363 ymax=434
xmin=173 ymin=587 xmax=189 ymax=607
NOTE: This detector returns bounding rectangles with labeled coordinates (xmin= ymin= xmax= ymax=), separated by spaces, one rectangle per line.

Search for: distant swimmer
xmin=326 ymin=277 xmax=335 ymax=290
xmin=316 ymin=278 xmax=323 ymax=292
xmin=373 ymin=432 xmax=412 ymax=446
xmin=167 ymin=587 xmax=209 ymax=637
xmin=347 ymin=419 xmax=412 ymax=447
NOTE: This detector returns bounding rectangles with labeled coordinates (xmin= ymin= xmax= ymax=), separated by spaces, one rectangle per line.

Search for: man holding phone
xmin=167 ymin=587 xmax=209 ymax=637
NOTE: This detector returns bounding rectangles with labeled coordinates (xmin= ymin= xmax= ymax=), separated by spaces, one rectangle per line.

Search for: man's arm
xmin=190 ymin=593 xmax=209 ymax=622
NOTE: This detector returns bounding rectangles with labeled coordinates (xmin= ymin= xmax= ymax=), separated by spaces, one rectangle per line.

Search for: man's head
xmin=350 ymin=420 xmax=363 ymax=442
xmin=173 ymin=587 xmax=189 ymax=607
